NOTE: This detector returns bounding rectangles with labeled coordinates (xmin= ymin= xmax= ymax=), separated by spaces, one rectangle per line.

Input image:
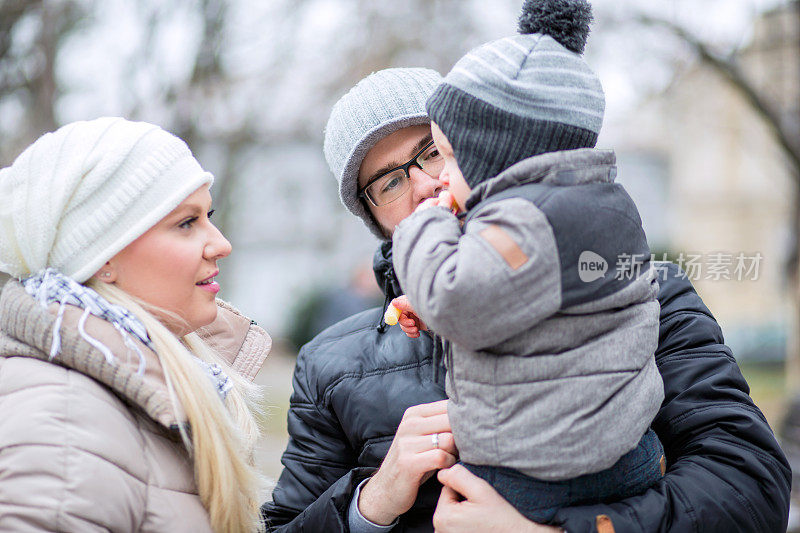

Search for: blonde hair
xmin=88 ymin=280 xmax=266 ymax=533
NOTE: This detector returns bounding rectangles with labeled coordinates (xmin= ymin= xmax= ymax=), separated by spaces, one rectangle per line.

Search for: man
xmin=262 ymin=67 xmax=790 ymax=532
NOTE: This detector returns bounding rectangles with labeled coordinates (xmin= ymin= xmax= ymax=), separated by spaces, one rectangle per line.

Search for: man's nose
xmin=409 ymin=165 xmax=442 ymax=200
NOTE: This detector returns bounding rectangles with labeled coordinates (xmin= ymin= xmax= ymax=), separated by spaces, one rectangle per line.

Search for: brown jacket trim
xmin=479 ymin=224 xmax=528 ymax=270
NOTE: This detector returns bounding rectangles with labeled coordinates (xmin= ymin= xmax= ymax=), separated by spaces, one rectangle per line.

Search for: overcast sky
xmin=52 ymin=0 xmax=789 ymax=131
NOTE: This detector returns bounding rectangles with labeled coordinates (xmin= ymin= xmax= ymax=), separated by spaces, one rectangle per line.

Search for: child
xmin=391 ymin=0 xmax=665 ymax=524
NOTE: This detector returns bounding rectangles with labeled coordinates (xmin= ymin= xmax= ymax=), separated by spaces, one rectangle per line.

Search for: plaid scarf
xmin=23 ymin=268 xmax=232 ymax=400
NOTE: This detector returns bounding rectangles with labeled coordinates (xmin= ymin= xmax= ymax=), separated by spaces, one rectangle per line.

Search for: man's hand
xmin=433 ymin=465 xmax=562 ymax=533
xmin=390 ymin=295 xmax=427 ymax=338
xmin=359 ymin=400 xmax=457 ymax=525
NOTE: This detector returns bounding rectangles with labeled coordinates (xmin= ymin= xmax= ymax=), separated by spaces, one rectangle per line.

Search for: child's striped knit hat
xmin=426 ymin=0 xmax=604 ymax=188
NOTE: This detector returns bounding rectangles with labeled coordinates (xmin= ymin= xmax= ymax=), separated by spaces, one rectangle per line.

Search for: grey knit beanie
xmin=426 ymin=0 xmax=605 ymax=189
xmin=323 ymin=68 xmax=443 ymax=239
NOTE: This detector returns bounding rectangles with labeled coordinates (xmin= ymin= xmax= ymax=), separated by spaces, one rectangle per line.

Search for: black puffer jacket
xmin=263 ymin=243 xmax=790 ymax=532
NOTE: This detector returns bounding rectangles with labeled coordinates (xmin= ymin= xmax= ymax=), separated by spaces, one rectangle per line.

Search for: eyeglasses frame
xmin=357 ymin=140 xmax=440 ymax=207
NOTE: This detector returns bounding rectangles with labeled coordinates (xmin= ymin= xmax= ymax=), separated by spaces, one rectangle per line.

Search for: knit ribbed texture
xmin=426 ymin=33 xmax=605 ymax=188
xmin=0 ymin=117 xmax=213 ymax=282
xmin=428 ymin=85 xmax=598 ymax=188
xmin=324 ymin=68 xmax=443 ymax=239
xmin=0 ymin=279 xmax=177 ymax=428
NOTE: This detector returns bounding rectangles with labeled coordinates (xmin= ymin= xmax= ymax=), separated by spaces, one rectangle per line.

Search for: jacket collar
xmin=0 ymin=280 xmax=270 ymax=430
xmin=373 ymin=240 xmax=403 ymax=301
xmin=196 ymin=300 xmax=271 ymax=383
xmin=465 ymin=148 xmax=617 ymax=211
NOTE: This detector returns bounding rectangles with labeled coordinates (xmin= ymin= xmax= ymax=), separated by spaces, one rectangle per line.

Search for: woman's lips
xmin=196 ymin=274 xmax=220 ymax=294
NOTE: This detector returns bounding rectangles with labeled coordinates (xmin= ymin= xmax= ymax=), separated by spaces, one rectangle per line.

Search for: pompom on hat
xmin=426 ymin=0 xmax=605 ymax=189
xmin=517 ymin=0 xmax=594 ymax=54
xmin=0 ymin=117 xmax=214 ymax=282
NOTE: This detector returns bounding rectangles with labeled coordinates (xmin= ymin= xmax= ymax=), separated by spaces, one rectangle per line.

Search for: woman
xmin=0 ymin=117 xmax=270 ymax=532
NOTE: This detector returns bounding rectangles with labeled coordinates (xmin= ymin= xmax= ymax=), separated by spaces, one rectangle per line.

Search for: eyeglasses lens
xmin=364 ymin=142 xmax=444 ymax=206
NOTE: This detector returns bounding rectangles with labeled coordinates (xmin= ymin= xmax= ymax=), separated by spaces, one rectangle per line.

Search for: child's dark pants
xmin=462 ymin=429 xmax=665 ymax=524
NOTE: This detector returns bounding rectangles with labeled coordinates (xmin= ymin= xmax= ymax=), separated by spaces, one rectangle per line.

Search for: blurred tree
xmin=0 ymin=0 xmax=520 ymax=330
xmin=0 ymin=0 xmax=86 ymax=289
xmin=0 ymin=0 xmax=86 ymax=162
xmin=632 ymin=2 xmax=800 ymax=382
xmin=627 ymin=3 xmax=800 ymax=517
xmin=117 ymin=0 xmax=249 ymax=240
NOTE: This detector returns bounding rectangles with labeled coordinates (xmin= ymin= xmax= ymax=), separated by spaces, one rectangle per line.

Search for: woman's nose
xmin=205 ymin=225 xmax=232 ymax=260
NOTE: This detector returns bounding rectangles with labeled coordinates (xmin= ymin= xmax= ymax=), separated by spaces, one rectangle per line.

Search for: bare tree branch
xmin=636 ymin=13 xmax=800 ymax=181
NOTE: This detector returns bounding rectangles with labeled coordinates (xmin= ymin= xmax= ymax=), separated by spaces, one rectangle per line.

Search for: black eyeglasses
xmin=358 ymin=140 xmax=444 ymax=207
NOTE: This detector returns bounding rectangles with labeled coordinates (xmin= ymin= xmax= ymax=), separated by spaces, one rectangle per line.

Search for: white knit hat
xmin=0 ymin=117 xmax=214 ymax=282
xmin=323 ymin=68 xmax=442 ymax=239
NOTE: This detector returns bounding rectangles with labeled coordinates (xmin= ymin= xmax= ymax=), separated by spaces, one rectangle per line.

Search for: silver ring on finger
xmin=431 ymin=432 xmax=440 ymax=449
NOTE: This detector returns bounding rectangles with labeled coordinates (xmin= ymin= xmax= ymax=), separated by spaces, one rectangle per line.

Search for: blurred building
xmin=606 ymin=2 xmax=799 ymax=362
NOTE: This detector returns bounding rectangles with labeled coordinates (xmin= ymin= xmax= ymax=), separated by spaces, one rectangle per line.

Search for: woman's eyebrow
xmin=168 ymin=204 xmax=207 ymax=219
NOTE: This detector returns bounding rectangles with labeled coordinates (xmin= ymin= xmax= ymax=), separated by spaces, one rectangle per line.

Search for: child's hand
xmin=437 ymin=190 xmax=459 ymax=215
xmin=388 ymin=295 xmax=428 ymax=338
xmin=415 ymin=191 xmax=459 ymax=215
xmin=415 ymin=197 xmax=440 ymax=213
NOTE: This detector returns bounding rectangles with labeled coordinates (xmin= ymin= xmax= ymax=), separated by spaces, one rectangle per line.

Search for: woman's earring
xmin=101 ymin=272 xmax=111 ymax=278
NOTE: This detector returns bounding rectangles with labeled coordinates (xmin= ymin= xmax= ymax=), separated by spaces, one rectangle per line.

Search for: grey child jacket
xmin=392 ymin=148 xmax=664 ymax=480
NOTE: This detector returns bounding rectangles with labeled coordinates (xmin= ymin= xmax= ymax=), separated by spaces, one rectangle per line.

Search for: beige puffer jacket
xmin=0 ymin=281 xmax=271 ymax=532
